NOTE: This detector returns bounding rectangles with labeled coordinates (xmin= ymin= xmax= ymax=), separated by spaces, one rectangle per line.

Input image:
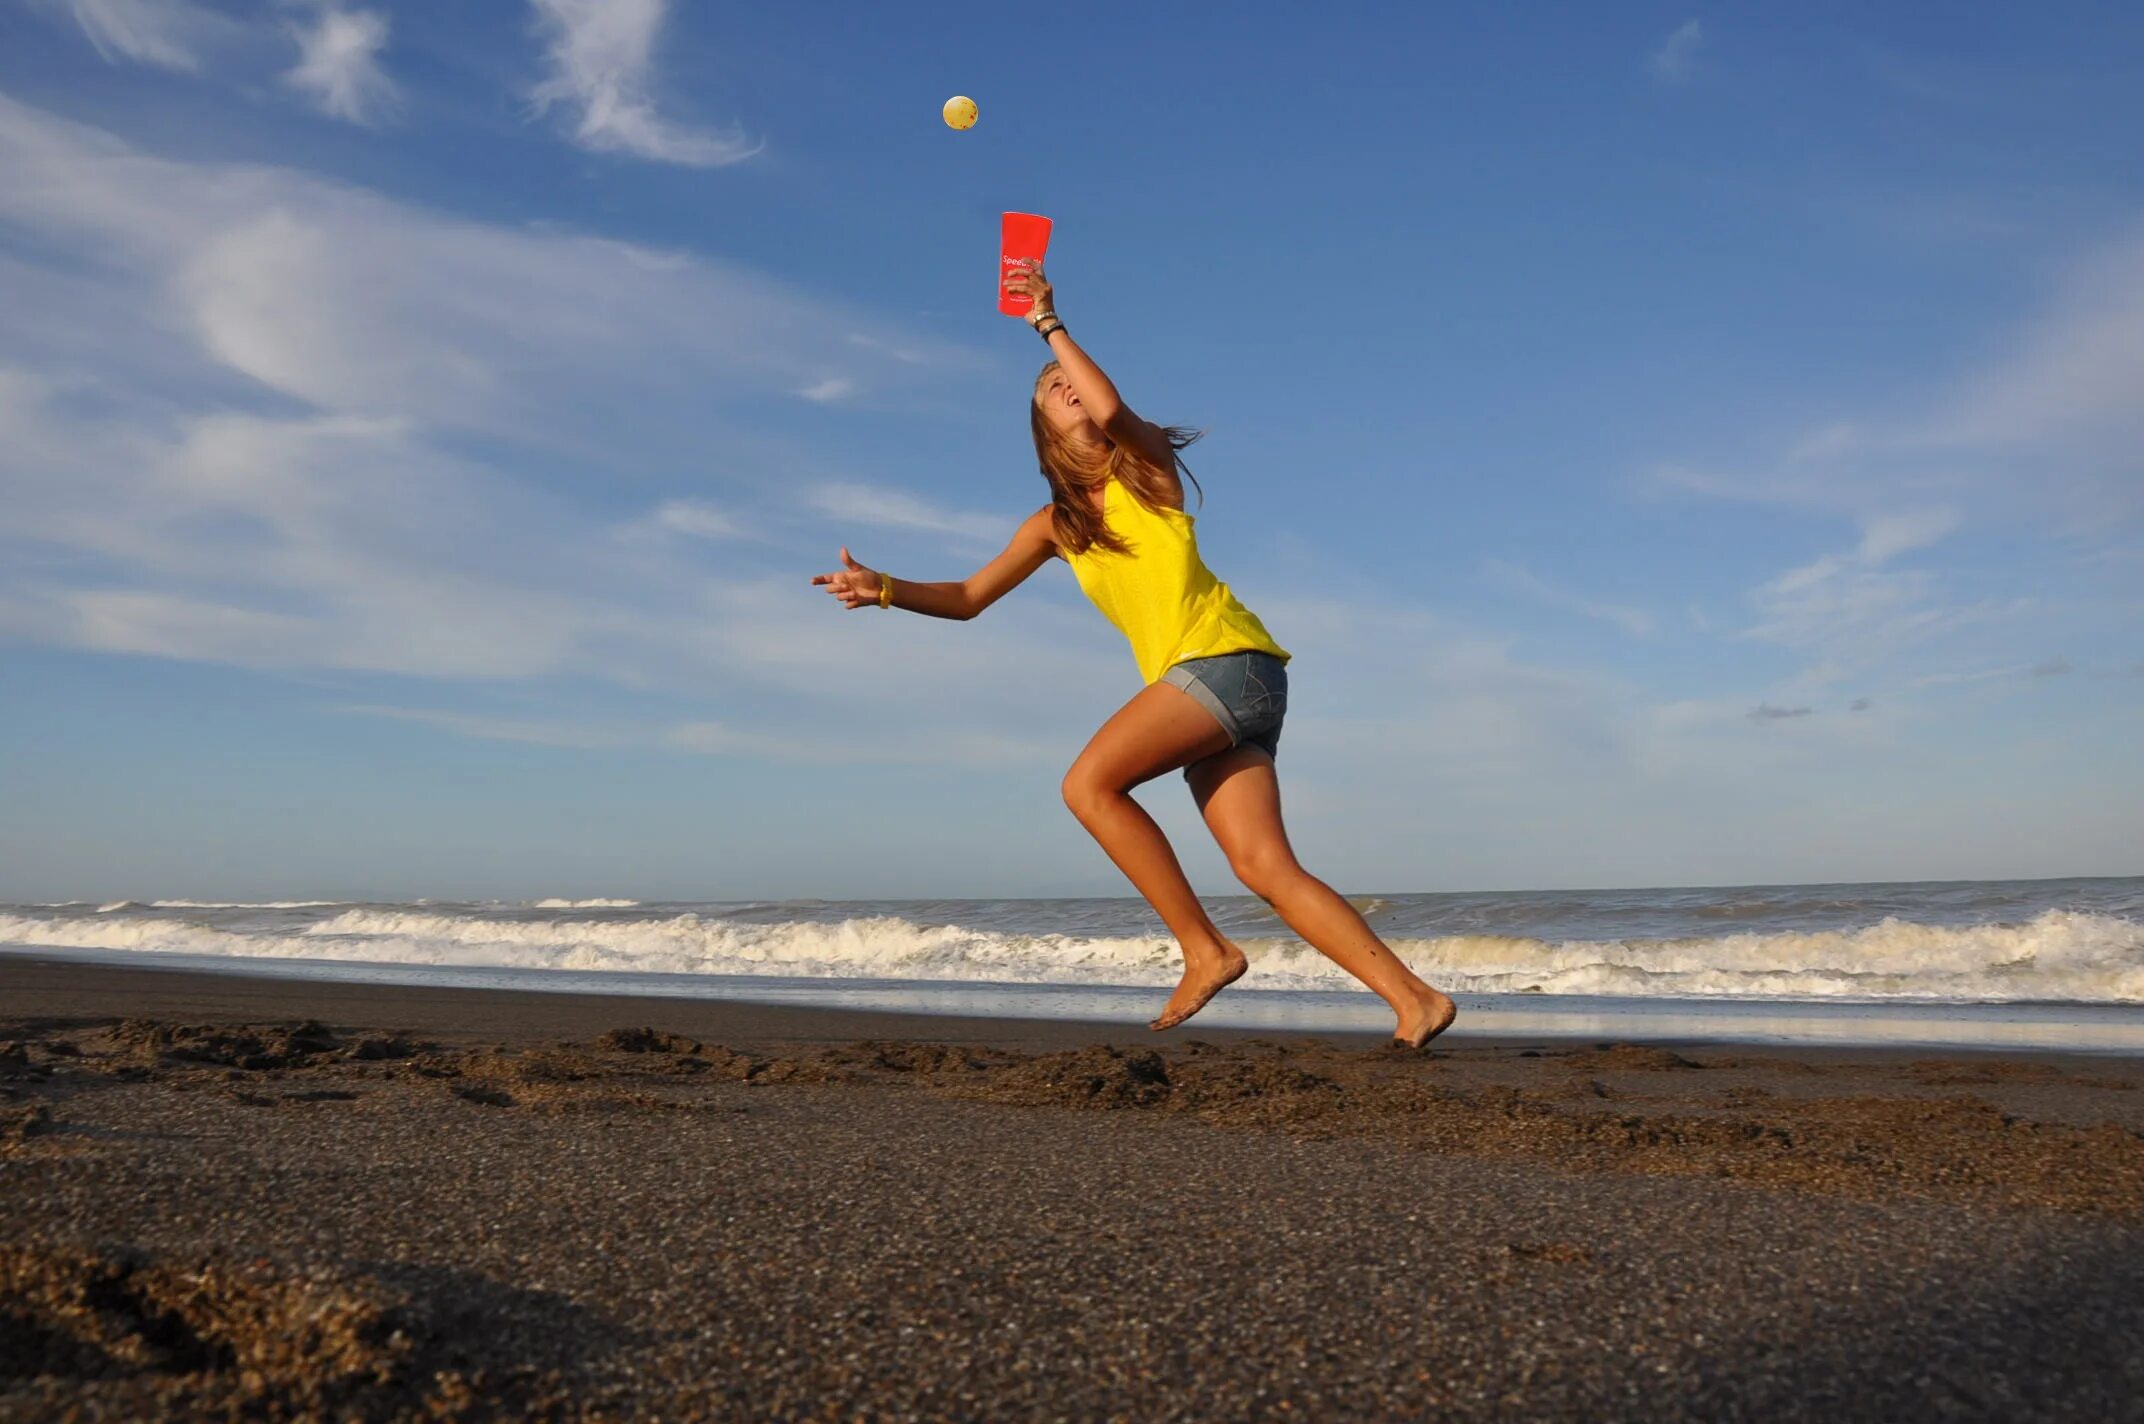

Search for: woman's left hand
xmin=810 ymin=547 xmax=884 ymax=610
xmin=1004 ymin=260 xmax=1055 ymax=322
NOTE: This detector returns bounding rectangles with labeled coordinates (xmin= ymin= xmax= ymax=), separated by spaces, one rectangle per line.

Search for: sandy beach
xmin=4 ymin=954 xmax=2143 ymax=1421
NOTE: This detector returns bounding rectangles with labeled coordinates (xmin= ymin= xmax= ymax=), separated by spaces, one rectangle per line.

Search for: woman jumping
xmin=811 ymin=260 xmax=1457 ymax=1048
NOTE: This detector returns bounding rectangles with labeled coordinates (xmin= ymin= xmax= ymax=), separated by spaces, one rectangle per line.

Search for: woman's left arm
xmin=1004 ymin=263 xmax=1175 ymax=469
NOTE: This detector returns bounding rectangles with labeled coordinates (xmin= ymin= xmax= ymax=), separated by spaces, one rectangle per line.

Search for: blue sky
xmin=1 ymin=0 xmax=2138 ymax=902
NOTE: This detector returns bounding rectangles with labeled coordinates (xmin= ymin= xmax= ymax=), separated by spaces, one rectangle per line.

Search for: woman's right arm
xmin=811 ymin=506 xmax=1058 ymax=620
xmin=1004 ymin=263 xmax=1177 ymax=473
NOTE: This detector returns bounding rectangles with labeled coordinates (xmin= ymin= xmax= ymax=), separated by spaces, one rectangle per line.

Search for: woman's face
xmin=1035 ymin=367 xmax=1097 ymax=441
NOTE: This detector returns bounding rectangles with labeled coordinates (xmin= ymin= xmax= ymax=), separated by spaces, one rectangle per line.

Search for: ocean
xmin=6 ymin=875 xmax=2142 ymax=1052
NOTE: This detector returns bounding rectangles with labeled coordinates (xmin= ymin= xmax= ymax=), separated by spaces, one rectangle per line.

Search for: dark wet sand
xmin=4 ymin=956 xmax=2143 ymax=1422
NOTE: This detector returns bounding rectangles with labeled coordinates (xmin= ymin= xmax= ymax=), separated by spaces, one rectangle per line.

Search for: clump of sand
xmin=0 ymin=1242 xmax=464 ymax=1419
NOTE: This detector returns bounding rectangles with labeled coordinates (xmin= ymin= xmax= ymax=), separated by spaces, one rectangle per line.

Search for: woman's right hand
xmin=1004 ymin=260 xmax=1055 ymax=323
xmin=810 ymin=547 xmax=884 ymax=609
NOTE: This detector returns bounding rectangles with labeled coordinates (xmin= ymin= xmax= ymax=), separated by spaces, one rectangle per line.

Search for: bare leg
xmin=1062 ymin=683 xmax=1247 ymax=1029
xmin=1188 ymin=746 xmax=1456 ymax=1046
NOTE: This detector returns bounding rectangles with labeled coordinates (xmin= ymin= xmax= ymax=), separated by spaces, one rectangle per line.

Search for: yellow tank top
xmin=1062 ymin=478 xmax=1291 ymax=685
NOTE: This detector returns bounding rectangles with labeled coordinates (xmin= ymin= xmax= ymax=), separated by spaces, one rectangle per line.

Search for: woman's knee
xmin=1231 ymin=851 xmax=1303 ymax=903
xmin=1060 ymin=767 xmax=1115 ymax=821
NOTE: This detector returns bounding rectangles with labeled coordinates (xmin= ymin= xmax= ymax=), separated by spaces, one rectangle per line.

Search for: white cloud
xmin=1786 ymin=422 xmax=1860 ymax=462
xmin=0 ymin=93 xmax=1028 ymax=728
xmin=527 ymin=0 xmax=761 ymax=167
xmin=41 ymin=0 xmax=235 ymax=72
xmin=1749 ymin=506 xmax=1955 ymax=604
xmin=1913 ymin=658 xmax=2072 ymax=688
xmin=283 ymin=5 xmax=400 ymax=127
xmin=795 ymin=376 xmax=857 ymax=404
xmin=666 ymin=721 xmax=1057 ymax=766
xmin=1481 ymin=557 xmax=1654 ymax=636
xmin=1206 ymin=591 xmax=1915 ymax=865
xmin=1244 ymin=593 xmax=1626 ymax=788
xmin=0 ymin=94 xmax=949 ymax=433
xmin=1925 ymin=228 xmax=2144 ymax=448
xmin=804 ymin=483 xmax=1010 ymax=545
xmin=1912 ymin=666 xmax=2022 ymax=688
xmin=2 ymin=400 xmax=599 ymax=677
xmin=339 ymin=705 xmax=625 ymax=748
xmin=1740 ymin=509 xmax=1981 ymax=668
xmin=65 ymin=590 xmax=320 ymax=661
xmin=1694 ymin=231 xmax=2144 ymax=544
xmin=1650 ymin=19 xmax=1703 ymax=83
xmin=1649 ymin=226 xmax=2144 ymax=698
xmin=652 ymin=499 xmax=748 ymax=540
xmin=1856 ymin=507 xmax=1961 ymax=564
xmin=334 ymin=706 xmax=1059 ymax=764
xmin=846 ymin=332 xmax=930 ymax=366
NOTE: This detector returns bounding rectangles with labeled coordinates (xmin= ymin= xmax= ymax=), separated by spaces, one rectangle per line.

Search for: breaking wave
xmin=2 ymin=906 xmax=2140 ymax=1004
xmin=146 ymin=900 xmax=347 ymax=910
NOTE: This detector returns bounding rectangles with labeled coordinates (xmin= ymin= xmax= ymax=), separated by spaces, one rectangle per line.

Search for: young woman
xmin=811 ymin=261 xmax=1457 ymax=1048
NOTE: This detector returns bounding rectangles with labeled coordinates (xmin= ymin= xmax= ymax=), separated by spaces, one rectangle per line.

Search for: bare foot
xmin=1149 ymin=945 xmax=1248 ymax=1031
xmin=1392 ymin=987 xmax=1457 ymax=1049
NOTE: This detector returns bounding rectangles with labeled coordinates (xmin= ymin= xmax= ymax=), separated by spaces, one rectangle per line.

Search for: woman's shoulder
xmin=1024 ymin=503 xmax=1064 ymax=559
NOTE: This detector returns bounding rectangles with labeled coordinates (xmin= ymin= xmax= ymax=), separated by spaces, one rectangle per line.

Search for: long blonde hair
xmin=1031 ymin=360 xmax=1205 ymax=558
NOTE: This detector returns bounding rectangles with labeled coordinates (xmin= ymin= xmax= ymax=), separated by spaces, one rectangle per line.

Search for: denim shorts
xmin=1160 ymin=650 xmax=1288 ymax=775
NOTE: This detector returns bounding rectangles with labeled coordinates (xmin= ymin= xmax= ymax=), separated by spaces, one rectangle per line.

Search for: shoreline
xmin=5 ymin=949 xmax=2144 ymax=1060
xmin=7 ymin=952 xmax=2144 ymax=1418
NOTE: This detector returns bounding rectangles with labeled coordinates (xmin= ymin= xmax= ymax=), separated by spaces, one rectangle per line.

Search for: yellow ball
xmin=942 ymin=95 xmax=978 ymax=130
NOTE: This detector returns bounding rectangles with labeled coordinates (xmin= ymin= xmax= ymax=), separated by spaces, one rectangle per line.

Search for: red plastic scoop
xmin=999 ymin=212 xmax=1053 ymax=317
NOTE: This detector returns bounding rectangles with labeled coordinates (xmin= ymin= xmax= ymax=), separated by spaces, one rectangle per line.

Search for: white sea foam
xmin=528 ymin=898 xmax=641 ymax=909
xmin=1 ymin=907 xmax=2140 ymax=1004
xmin=146 ymin=900 xmax=347 ymax=910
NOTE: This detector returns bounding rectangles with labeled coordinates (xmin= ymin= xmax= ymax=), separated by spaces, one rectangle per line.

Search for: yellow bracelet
xmin=878 ymin=573 xmax=892 ymax=609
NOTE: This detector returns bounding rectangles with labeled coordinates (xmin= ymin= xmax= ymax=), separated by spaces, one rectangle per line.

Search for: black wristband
xmin=1036 ymin=319 xmax=1065 ymax=341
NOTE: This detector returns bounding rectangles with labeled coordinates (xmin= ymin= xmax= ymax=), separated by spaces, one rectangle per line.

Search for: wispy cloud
xmin=846 ymin=333 xmax=931 ymax=366
xmin=0 ymin=94 xmax=947 ymax=433
xmin=528 ymin=0 xmax=761 ymax=167
xmin=1855 ymin=507 xmax=1961 ymax=564
xmin=283 ymin=4 xmax=399 ymax=127
xmin=1912 ymin=666 xmax=2022 ymax=688
xmin=1740 ymin=508 xmax=1983 ymax=671
xmin=1922 ymin=228 xmax=2144 ymax=449
xmin=1649 ymin=19 xmax=1703 ymax=83
xmin=666 ymin=721 xmax=1056 ymax=766
xmin=1648 ymin=226 xmax=2144 ymax=699
xmin=340 ymin=704 xmax=625 ymax=748
xmin=1913 ymin=657 xmax=2074 ymax=687
xmin=0 ymin=91 xmax=1018 ymax=731
xmin=40 ymin=0 xmax=236 ymax=72
xmin=651 ymin=499 xmax=749 ymax=540
xmin=336 ymin=705 xmax=1061 ymax=766
xmin=795 ymin=376 xmax=857 ymax=404
xmin=803 ymin=483 xmax=1009 ymax=546
xmin=1666 ymin=229 xmax=2144 ymax=544
xmin=1245 ymin=593 xmax=1628 ymax=787
xmin=1747 ymin=703 xmax=1814 ymax=722
xmin=1482 ymin=557 xmax=1654 ymax=636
